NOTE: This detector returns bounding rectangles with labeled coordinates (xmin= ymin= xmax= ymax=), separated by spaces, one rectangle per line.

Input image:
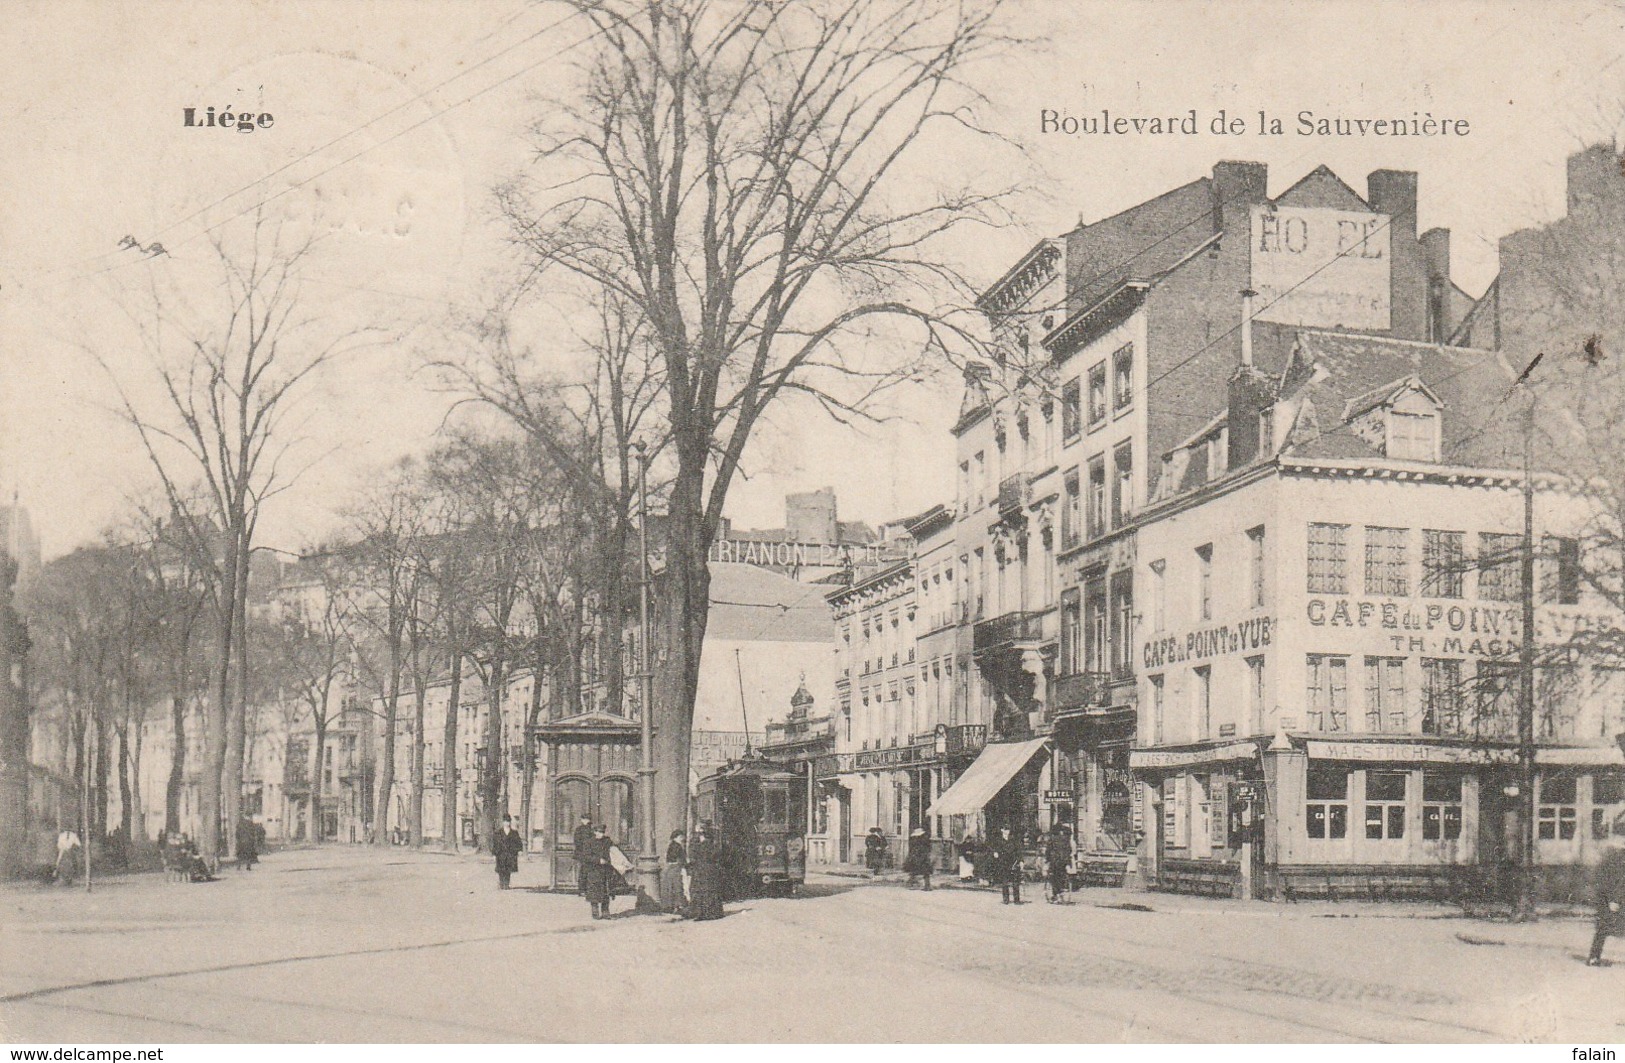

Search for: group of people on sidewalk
xmin=492 ymin=813 xmax=727 ymax=922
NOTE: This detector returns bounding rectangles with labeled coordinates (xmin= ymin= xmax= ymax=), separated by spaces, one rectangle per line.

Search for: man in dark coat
xmin=493 ymin=814 xmax=523 ymax=890
xmin=863 ymin=827 xmax=888 ymax=875
xmin=572 ymin=814 xmax=594 ymax=896
xmin=580 ymin=825 xmax=616 ymax=918
xmin=687 ymin=823 xmax=725 ymax=921
xmin=236 ymin=816 xmax=259 ymax=871
xmin=1044 ymin=823 xmax=1073 ymax=904
xmin=903 ymin=827 xmax=933 ymax=891
xmin=989 ymin=825 xmax=1023 ymax=904
xmin=1587 ymin=839 xmax=1625 ymax=966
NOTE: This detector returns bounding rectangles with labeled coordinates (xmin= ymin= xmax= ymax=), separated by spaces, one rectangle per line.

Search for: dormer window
xmin=1388 ymin=410 xmax=1439 ymax=461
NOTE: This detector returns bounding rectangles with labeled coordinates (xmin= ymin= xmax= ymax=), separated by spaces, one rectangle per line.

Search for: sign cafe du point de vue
xmin=1141 ymin=599 xmax=1625 ymax=671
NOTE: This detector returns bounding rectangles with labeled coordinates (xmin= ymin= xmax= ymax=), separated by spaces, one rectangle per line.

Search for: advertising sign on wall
xmin=1250 ymin=205 xmax=1391 ymax=329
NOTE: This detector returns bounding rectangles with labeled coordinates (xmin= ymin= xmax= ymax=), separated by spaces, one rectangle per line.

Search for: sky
xmin=3 ymin=0 xmax=1624 ymax=560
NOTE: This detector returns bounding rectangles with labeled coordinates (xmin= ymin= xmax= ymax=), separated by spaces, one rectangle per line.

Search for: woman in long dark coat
xmin=580 ymin=825 xmax=615 ymax=918
xmin=864 ymin=827 xmax=888 ymax=874
xmin=660 ymin=830 xmax=689 ymax=913
xmin=903 ymin=827 xmax=933 ymax=890
xmin=493 ymin=815 xmax=522 ymax=890
xmin=687 ymin=824 xmax=725 ymax=921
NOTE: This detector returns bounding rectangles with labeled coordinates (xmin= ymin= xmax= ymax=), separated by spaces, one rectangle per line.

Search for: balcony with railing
xmin=996 ymin=474 xmax=1028 ymax=517
xmin=973 ymin=609 xmax=1046 ymax=654
xmin=1053 ymin=671 xmax=1113 ymax=714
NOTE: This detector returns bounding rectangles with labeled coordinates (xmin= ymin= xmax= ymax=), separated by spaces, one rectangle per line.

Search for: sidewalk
xmin=807 ymin=864 xmax=1595 ymax=924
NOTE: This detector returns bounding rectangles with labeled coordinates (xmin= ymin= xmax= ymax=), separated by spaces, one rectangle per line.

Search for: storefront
xmin=929 ymin=735 xmax=1051 ymax=846
xmin=1132 ymin=734 xmax=1625 ymax=900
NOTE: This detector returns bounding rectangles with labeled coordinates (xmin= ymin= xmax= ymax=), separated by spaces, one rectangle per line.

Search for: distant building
xmin=0 ymin=503 xmax=40 ymax=588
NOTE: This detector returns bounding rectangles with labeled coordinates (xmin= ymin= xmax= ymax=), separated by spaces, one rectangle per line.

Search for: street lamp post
xmin=633 ymin=442 xmax=661 ymax=910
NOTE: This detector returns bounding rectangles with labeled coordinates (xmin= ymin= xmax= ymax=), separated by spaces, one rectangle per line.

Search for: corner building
xmin=1131 ymin=329 xmax=1625 ymax=900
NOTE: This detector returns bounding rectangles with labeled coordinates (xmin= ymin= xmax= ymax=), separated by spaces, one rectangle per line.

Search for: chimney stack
xmin=1240 ymin=288 xmax=1256 ymax=367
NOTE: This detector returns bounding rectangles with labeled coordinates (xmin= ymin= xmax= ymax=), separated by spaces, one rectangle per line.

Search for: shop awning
xmin=927 ymin=737 xmax=1050 ymax=818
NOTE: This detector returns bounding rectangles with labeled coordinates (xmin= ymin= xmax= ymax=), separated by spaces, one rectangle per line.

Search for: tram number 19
xmin=757 ymin=842 xmax=778 ymax=857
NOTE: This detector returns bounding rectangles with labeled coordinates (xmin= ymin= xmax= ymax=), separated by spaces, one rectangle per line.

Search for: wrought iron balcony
xmin=1054 ymin=671 xmax=1114 ymax=712
xmin=973 ymin=610 xmax=1045 ymax=653
xmin=942 ymin=723 xmax=988 ymax=756
xmin=996 ymin=475 xmax=1028 ymax=516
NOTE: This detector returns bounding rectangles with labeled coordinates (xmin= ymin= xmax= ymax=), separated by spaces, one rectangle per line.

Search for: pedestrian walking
xmin=580 ymin=824 xmax=616 ymax=919
xmin=572 ymin=814 xmax=594 ymax=897
xmin=688 ymin=823 xmax=725 ymax=921
xmin=494 ymin=814 xmax=523 ymax=890
xmin=1586 ymin=838 xmax=1625 ymax=966
xmin=989 ymin=825 xmax=1023 ymax=905
xmin=1044 ymin=824 xmax=1073 ymax=904
xmin=661 ymin=829 xmax=689 ymax=914
xmin=903 ymin=826 xmax=933 ymax=891
xmin=237 ymin=815 xmax=259 ymax=871
xmin=864 ymin=826 xmax=888 ymax=875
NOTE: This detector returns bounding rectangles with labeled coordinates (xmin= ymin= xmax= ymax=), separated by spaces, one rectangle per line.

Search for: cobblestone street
xmin=2 ymin=846 xmax=1621 ymax=1043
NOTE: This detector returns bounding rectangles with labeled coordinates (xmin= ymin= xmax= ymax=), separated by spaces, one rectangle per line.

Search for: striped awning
xmin=927 ymin=737 xmax=1050 ymax=818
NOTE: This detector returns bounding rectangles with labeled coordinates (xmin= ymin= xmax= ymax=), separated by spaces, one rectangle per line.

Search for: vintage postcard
xmin=3 ymin=0 xmax=1624 ymax=1049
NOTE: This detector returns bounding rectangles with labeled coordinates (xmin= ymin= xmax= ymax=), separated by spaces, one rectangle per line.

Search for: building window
xmin=1247 ymin=526 xmax=1266 ymax=609
xmin=1087 ymin=362 xmax=1108 ymax=428
xmin=972 ymin=547 xmax=985 ymax=619
xmin=1363 ymin=657 xmax=1407 ymax=733
xmin=1422 ymin=529 xmax=1465 ymax=598
xmin=1150 ymin=559 xmax=1167 ymax=632
xmin=1388 ymin=410 xmax=1439 ymax=461
xmin=1537 ymin=776 xmax=1578 ymax=840
xmin=1306 ymin=654 xmax=1348 ymax=732
xmin=1422 ymin=773 xmax=1464 ymax=841
xmin=1084 ymin=575 xmax=1107 ymax=675
xmin=1475 ymin=661 xmax=1518 ymax=738
xmin=1194 ymin=665 xmax=1212 ymax=739
xmin=958 ymin=460 xmax=970 ymax=514
xmin=973 ymin=451 xmax=986 ymax=508
xmin=1364 ymin=526 xmax=1409 ymax=596
xmin=1112 ymin=343 xmax=1134 ymax=412
xmin=1060 ymin=588 xmax=1082 ymax=676
xmin=1421 ymin=658 xmax=1463 ymax=735
xmin=1110 ymin=570 xmax=1134 ymax=679
xmin=1062 ymin=379 xmax=1082 ymax=441
xmin=1478 ymin=532 xmax=1522 ymax=602
xmin=1307 ymin=523 xmax=1350 ymax=594
xmin=1112 ymin=441 xmax=1133 ymax=528
xmin=1306 ymin=766 xmax=1349 ymax=840
xmin=1087 ymin=456 xmax=1106 ymax=540
xmin=1364 ymin=771 xmax=1408 ymax=840
xmin=1592 ymin=775 xmax=1625 ymax=839
xmin=1149 ymin=675 xmax=1165 ymax=745
xmin=1246 ymin=655 xmax=1265 ymax=734
xmin=1542 ymin=536 xmax=1582 ymax=606
xmin=1062 ymin=469 xmax=1081 ymax=550
xmin=1196 ymin=543 xmax=1213 ymax=621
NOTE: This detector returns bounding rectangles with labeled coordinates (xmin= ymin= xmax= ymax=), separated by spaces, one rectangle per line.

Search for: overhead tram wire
xmin=36 ymin=4 xmax=605 ymax=293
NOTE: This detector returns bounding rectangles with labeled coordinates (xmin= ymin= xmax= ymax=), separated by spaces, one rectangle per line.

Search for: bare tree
xmin=95 ymin=213 xmax=369 ymax=867
xmin=498 ymin=0 xmax=1012 ymax=841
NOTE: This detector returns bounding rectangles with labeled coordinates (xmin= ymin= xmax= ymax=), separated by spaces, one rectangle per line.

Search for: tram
xmin=693 ymin=756 xmax=808 ymax=899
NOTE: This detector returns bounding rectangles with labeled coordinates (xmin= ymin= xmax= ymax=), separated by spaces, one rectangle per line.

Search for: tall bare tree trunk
xmin=652 ymin=457 xmax=710 ymax=847
xmin=165 ymin=694 xmax=185 ymax=835
xmin=478 ymin=659 xmax=507 ymax=853
xmin=224 ymin=527 xmax=250 ymax=858
xmin=117 ymin=725 xmax=134 ymax=861
xmin=202 ymin=532 xmax=239 ymax=868
xmin=409 ymin=641 xmax=426 ymax=847
xmin=441 ymin=645 xmax=463 ymax=850
xmin=374 ymin=642 xmax=401 ymax=845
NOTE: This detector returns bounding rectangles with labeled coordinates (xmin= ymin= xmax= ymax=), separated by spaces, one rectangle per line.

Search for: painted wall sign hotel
xmin=1142 ymin=617 xmax=1273 ymax=669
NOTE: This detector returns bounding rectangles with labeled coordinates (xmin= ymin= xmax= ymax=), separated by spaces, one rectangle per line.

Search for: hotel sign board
xmin=1250 ymin=205 xmax=1390 ymax=329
